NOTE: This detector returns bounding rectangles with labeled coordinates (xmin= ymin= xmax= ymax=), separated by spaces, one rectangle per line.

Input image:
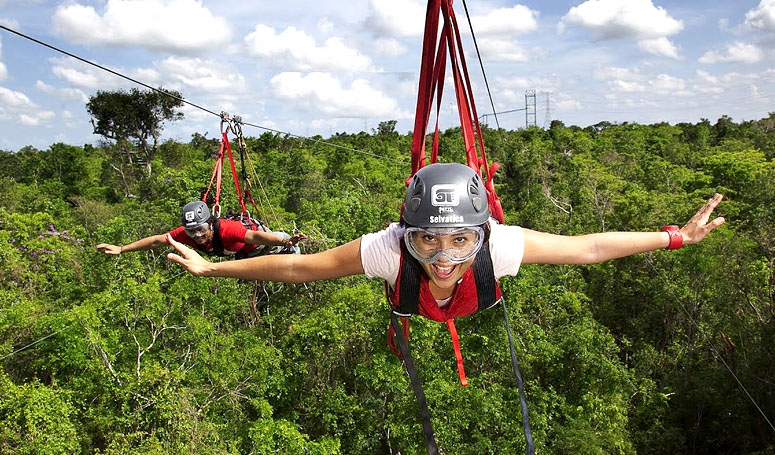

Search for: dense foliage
xmin=1 ymin=114 xmax=774 ymax=454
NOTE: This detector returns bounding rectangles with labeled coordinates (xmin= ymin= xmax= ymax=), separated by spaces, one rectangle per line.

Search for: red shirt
xmin=169 ymin=218 xmax=258 ymax=257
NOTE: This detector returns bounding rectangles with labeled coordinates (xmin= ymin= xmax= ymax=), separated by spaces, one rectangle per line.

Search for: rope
xmin=461 ymin=0 xmax=500 ymax=130
xmin=1 ymin=325 xmax=72 ymax=361
xmin=239 ymin=131 xmax=282 ymax=229
xmin=646 ymin=257 xmax=775 ymax=434
xmin=0 ymin=24 xmax=406 ymax=167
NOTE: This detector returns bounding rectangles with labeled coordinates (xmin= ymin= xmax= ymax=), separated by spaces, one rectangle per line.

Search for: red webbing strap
xmin=448 ymin=6 xmax=504 ymax=222
xmin=202 ymin=139 xmax=225 ymax=206
xmin=387 ymin=316 xmax=411 ymax=359
xmin=430 ymin=27 xmax=448 ymax=165
xmin=410 ymin=0 xmax=443 ymax=177
xmin=439 ymin=2 xmax=475 ymax=165
xmin=409 ymin=0 xmax=506 ymax=223
xmin=445 ymin=319 xmax=468 ymax=386
xmin=221 ymin=132 xmax=248 ymax=214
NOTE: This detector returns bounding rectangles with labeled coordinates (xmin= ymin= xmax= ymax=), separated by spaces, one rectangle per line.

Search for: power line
xmin=0 ymin=24 xmax=407 ymax=167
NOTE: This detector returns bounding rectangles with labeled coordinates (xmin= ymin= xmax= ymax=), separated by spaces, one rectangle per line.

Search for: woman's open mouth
xmin=431 ymin=262 xmax=457 ymax=280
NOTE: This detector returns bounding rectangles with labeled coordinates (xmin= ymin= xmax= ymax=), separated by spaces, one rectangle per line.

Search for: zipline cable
xmin=240 ymin=120 xmax=407 ymax=164
xmin=461 ymin=0 xmax=500 ymax=130
xmin=647 ymin=257 xmax=775 ymax=434
xmin=1 ymin=324 xmax=72 ymax=361
xmin=0 ymin=24 xmax=218 ymax=117
xmin=0 ymin=24 xmax=407 ymax=166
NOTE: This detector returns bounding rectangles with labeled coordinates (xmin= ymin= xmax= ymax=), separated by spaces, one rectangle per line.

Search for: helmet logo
xmin=185 ymin=212 xmax=195 ymax=222
xmin=431 ymin=184 xmax=459 ymax=207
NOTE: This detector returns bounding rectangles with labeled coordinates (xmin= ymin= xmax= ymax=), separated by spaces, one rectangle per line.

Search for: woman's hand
xmin=680 ymin=193 xmax=726 ymax=245
xmin=166 ymin=234 xmax=212 ymax=276
xmin=286 ymin=233 xmax=308 ymax=246
xmin=96 ymin=243 xmax=122 ymax=255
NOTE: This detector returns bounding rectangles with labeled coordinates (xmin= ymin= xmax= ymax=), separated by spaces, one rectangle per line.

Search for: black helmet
xmin=181 ymin=201 xmax=211 ymax=228
xmin=403 ymin=163 xmax=490 ymax=228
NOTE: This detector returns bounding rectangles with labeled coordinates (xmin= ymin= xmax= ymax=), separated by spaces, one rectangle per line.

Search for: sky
xmin=0 ymin=0 xmax=774 ymax=152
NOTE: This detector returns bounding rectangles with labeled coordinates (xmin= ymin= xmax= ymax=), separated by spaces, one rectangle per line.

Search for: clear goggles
xmin=404 ymin=226 xmax=485 ymax=264
xmin=184 ymin=223 xmax=210 ymax=239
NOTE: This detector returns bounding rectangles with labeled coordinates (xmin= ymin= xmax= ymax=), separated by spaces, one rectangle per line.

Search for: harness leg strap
xmin=390 ymin=312 xmax=439 ymax=455
xmin=445 ymin=319 xmax=468 ymax=386
xmin=502 ymin=299 xmax=535 ymax=455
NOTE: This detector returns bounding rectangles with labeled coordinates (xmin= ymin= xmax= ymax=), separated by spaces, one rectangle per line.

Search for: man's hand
xmin=166 ymin=234 xmax=212 ymax=276
xmin=680 ymin=193 xmax=726 ymax=245
xmin=96 ymin=243 xmax=122 ymax=255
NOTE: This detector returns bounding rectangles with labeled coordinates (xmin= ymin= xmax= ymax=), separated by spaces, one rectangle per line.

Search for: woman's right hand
xmin=96 ymin=243 xmax=122 ymax=255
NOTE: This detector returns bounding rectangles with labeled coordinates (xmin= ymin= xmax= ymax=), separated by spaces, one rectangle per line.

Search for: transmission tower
xmin=525 ymin=89 xmax=536 ymax=128
xmin=542 ymin=92 xmax=552 ymax=129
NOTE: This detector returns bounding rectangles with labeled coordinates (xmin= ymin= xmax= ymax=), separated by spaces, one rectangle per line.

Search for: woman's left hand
xmin=287 ymin=233 xmax=308 ymax=246
xmin=681 ymin=193 xmax=726 ymax=245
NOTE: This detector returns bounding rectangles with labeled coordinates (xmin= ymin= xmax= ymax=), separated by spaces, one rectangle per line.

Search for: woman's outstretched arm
xmin=167 ymin=234 xmax=365 ymax=282
xmin=522 ymin=194 xmax=725 ymax=265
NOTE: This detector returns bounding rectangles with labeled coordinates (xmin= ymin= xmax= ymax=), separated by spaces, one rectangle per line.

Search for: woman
xmin=166 ymin=163 xmax=725 ymax=296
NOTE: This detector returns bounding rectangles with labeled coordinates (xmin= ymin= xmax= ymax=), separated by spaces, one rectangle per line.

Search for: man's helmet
xmin=181 ymin=201 xmax=211 ymax=228
xmin=402 ymin=163 xmax=490 ymax=228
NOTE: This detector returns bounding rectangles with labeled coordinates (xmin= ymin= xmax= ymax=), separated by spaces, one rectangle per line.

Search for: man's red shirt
xmin=168 ymin=219 xmax=258 ymax=256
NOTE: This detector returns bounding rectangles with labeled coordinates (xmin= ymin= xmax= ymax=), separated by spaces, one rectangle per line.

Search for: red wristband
xmin=661 ymin=225 xmax=683 ymax=250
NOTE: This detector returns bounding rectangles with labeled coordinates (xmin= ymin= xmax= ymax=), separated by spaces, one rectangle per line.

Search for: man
xmin=96 ymin=201 xmax=306 ymax=258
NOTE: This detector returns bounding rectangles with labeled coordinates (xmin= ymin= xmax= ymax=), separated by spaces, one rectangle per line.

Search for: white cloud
xmin=745 ymin=0 xmax=775 ymax=32
xmin=692 ymin=70 xmax=724 ymax=93
xmin=556 ymin=98 xmax=582 ymax=111
xmin=0 ymin=86 xmax=55 ymax=125
xmin=0 ymin=17 xmax=20 ymax=29
xmin=593 ymin=66 xmax=644 ymax=82
xmin=0 ymin=38 xmax=6 ymax=81
xmin=478 ymin=38 xmax=530 ymax=62
xmin=269 ymin=72 xmax=407 ymax=118
xmin=48 ymin=55 xmax=244 ymax=100
xmin=155 ymin=57 xmax=247 ymax=94
xmin=650 ymin=74 xmax=687 ymax=94
xmin=52 ymin=0 xmax=231 ymax=54
xmin=318 ymin=17 xmax=334 ymax=35
xmin=699 ymin=42 xmax=764 ymax=64
xmin=35 ymin=80 xmax=89 ymax=103
xmin=638 ymin=37 xmax=681 ymax=59
xmin=244 ymin=25 xmax=375 ymax=72
xmin=50 ymin=57 xmax=127 ymax=90
xmin=470 ymin=5 xmax=538 ymax=36
xmin=593 ymin=66 xmax=687 ymax=94
xmin=559 ymin=0 xmax=683 ymax=41
xmin=692 ymin=68 xmax=775 ymax=95
xmin=373 ymin=38 xmax=408 ymax=57
xmin=364 ymin=0 xmax=425 ymax=37
xmin=610 ymin=80 xmax=647 ymax=92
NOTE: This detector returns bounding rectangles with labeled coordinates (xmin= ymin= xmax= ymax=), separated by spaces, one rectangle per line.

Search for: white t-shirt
xmin=360 ymin=220 xmax=525 ymax=289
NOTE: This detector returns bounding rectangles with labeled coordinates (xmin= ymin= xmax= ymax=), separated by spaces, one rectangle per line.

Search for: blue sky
xmin=0 ymin=0 xmax=773 ymax=152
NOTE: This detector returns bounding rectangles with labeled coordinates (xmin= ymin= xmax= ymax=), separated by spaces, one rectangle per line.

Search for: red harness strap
xmin=409 ymin=0 xmax=504 ymax=224
xmin=445 ymin=319 xmax=468 ymax=386
xmin=202 ymin=130 xmax=249 ymax=216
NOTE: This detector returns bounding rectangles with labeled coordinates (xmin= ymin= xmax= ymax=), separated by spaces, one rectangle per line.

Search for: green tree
xmin=86 ymin=88 xmax=184 ymax=194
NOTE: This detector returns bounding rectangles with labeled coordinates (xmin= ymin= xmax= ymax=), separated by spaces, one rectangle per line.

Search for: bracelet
xmin=660 ymin=225 xmax=683 ymax=250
